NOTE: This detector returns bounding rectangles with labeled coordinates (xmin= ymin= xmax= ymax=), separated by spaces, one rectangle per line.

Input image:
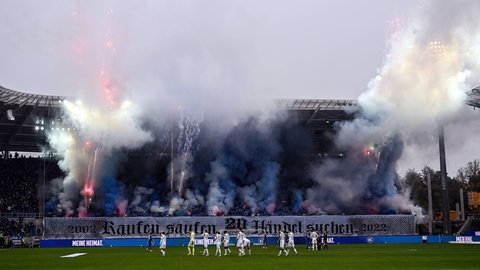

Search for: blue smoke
xmin=373 ymin=134 xmax=404 ymax=197
xmin=46 ymin=112 xmax=411 ymax=217
xmin=101 ymin=175 xmax=119 ymax=216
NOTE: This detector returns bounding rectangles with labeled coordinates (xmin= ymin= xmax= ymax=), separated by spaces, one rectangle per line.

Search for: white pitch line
xmin=60 ymin=253 xmax=87 ymax=258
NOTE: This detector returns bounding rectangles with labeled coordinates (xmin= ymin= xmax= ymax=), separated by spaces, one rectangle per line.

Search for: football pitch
xmin=0 ymin=244 xmax=478 ymax=270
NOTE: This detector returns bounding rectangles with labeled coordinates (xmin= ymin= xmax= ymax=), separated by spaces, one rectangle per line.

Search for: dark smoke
xmin=46 ymin=110 xmax=414 ymax=217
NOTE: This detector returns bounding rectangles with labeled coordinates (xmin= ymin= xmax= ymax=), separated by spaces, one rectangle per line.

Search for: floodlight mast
xmin=426 ymin=40 xmax=451 ymax=235
xmin=438 ymin=125 xmax=451 ymax=235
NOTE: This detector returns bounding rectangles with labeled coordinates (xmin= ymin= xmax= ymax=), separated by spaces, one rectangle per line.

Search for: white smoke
xmin=205 ymin=160 xmax=235 ymax=215
xmin=361 ymin=0 xmax=480 ymax=175
xmin=307 ymin=0 xmax=480 ymax=215
xmin=45 ymin=98 xmax=153 ymax=215
xmin=130 ymin=186 xmax=155 ymax=215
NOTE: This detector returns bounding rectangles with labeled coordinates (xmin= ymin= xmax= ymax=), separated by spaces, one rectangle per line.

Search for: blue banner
xmin=40 ymin=235 xmax=480 ymax=248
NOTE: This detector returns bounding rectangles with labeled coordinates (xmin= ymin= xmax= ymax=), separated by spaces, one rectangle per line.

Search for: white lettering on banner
xmin=71 ymin=240 xmax=103 ymax=247
xmin=44 ymin=215 xmax=415 ymax=239
xmin=455 ymin=236 xmax=473 ymax=243
xmin=72 ymin=240 xmax=85 ymax=246
xmin=86 ymin=240 xmax=103 ymax=246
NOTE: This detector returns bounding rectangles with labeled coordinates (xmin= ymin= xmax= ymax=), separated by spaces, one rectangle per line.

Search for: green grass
xmin=0 ymin=244 xmax=479 ymax=270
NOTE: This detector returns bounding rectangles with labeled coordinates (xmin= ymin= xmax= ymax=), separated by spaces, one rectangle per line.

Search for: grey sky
xmin=0 ymin=0 xmax=416 ymax=99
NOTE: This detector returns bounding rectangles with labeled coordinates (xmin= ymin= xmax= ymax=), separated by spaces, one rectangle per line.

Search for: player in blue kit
xmin=146 ymin=232 xmax=153 ymax=252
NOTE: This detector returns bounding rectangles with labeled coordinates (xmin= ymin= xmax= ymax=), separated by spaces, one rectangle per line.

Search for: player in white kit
xmin=286 ymin=231 xmax=298 ymax=255
xmin=236 ymin=228 xmax=245 ymax=256
xmin=310 ymin=230 xmax=319 ymax=251
xmin=202 ymin=230 xmax=210 ymax=256
xmin=277 ymin=229 xmax=286 ymax=256
xmin=214 ymin=231 xmax=222 ymax=256
xmin=187 ymin=230 xmax=195 ymax=256
xmin=243 ymin=237 xmax=251 ymax=255
xmin=159 ymin=232 xmax=167 ymax=256
xmin=223 ymin=231 xmax=231 ymax=255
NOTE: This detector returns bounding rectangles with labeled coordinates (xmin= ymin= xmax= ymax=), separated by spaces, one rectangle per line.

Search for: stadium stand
xmin=0 ymin=157 xmax=39 ymax=215
xmin=0 ymin=155 xmax=63 ymax=247
xmin=0 ymin=85 xmax=479 ymax=243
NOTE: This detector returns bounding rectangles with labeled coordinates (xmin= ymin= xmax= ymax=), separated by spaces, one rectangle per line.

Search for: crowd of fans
xmin=0 ymin=154 xmax=63 ymax=247
xmin=0 ymin=155 xmax=62 ymax=216
xmin=0 ymin=217 xmax=37 ymax=248
xmin=0 ymin=156 xmax=40 ymax=215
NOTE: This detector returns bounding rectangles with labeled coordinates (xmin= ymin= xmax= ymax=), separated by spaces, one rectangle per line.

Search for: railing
xmin=0 ymin=212 xmax=39 ymax=218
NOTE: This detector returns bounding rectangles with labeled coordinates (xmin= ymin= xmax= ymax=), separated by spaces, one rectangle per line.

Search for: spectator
xmin=0 ymin=156 xmax=63 ymax=216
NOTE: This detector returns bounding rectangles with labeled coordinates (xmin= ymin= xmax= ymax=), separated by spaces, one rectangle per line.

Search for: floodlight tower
xmin=427 ymin=40 xmax=451 ymax=234
xmin=438 ymin=125 xmax=450 ymax=234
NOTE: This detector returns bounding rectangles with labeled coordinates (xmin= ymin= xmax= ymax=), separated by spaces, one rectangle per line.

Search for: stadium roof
xmin=0 ymin=85 xmax=66 ymax=153
xmin=0 ymin=85 xmax=359 ymax=154
xmin=467 ymin=86 xmax=480 ymax=109
xmin=279 ymin=98 xmax=357 ymax=131
xmin=279 ymin=99 xmax=358 ymax=154
xmin=1 ymin=84 xmax=476 ymax=155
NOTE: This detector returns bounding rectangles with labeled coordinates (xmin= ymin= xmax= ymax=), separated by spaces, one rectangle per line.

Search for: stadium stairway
xmin=455 ymin=216 xmax=474 ymax=236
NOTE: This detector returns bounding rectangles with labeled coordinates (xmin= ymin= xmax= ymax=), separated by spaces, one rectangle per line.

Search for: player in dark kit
xmin=146 ymin=232 xmax=154 ymax=252
xmin=305 ymin=230 xmax=311 ymax=250
xmin=322 ymin=231 xmax=328 ymax=250
xmin=317 ymin=232 xmax=322 ymax=251
xmin=263 ymin=230 xmax=268 ymax=248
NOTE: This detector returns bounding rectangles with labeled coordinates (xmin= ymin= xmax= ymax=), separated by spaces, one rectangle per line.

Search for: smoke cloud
xmin=303 ymin=0 xmax=480 ymax=215
xmin=2 ymin=1 xmax=478 ymax=217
